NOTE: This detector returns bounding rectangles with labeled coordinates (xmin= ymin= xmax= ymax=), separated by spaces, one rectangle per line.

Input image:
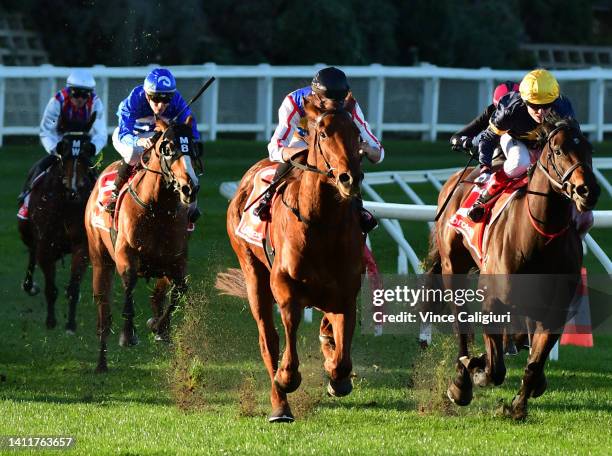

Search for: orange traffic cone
xmin=560 ymin=267 xmax=594 ymax=347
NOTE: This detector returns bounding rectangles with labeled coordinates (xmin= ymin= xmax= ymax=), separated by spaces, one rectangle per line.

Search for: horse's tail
xmin=423 ymin=227 xmax=442 ymax=274
xmin=215 ymin=268 xmax=248 ymax=299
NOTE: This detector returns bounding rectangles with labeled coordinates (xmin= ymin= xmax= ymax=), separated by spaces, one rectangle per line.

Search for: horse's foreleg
xmin=275 ymin=296 xmax=302 ymax=395
xmin=481 ymin=333 xmax=506 ymax=387
xmin=21 ymin=231 xmax=40 ymax=296
xmin=319 ymin=315 xmax=335 ymax=363
xmin=118 ymin=267 xmax=139 ymax=347
xmin=508 ymin=329 xmax=558 ymax=420
xmin=38 ymin=251 xmax=58 ymax=330
xmin=147 ymin=277 xmax=170 ymax=340
xmin=93 ymin=263 xmax=114 ymax=373
xmin=155 ymin=277 xmax=186 ymax=342
xmin=244 ymin=263 xmax=291 ymax=422
xmin=324 ymin=309 xmax=356 ymax=398
xmin=65 ymin=243 xmax=88 ymax=334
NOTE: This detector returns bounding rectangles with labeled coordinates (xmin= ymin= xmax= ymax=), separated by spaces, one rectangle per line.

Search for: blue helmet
xmin=143 ymin=68 xmax=176 ymax=94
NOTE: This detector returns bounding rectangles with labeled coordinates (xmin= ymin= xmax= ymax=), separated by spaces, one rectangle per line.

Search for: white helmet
xmin=66 ymin=69 xmax=96 ymax=90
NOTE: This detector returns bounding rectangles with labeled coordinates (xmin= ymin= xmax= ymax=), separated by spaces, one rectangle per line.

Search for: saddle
xmin=448 ymin=176 xmax=528 ymax=265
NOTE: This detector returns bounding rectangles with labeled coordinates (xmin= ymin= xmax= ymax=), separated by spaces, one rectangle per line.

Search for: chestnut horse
xmin=429 ymin=117 xmax=600 ymax=419
xmin=85 ymin=119 xmax=199 ymax=373
xmin=19 ymin=133 xmax=97 ymax=332
xmin=225 ymin=99 xmax=364 ymax=422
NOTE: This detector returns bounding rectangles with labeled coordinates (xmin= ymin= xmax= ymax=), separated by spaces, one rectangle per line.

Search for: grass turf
xmin=0 ymin=140 xmax=611 ymax=455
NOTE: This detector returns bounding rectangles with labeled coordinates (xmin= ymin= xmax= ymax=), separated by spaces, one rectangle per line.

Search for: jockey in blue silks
xmin=105 ymin=68 xmax=201 ymax=215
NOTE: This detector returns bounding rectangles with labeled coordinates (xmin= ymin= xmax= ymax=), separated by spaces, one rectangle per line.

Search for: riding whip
xmin=434 ymin=151 xmax=476 ymax=222
xmin=172 ymin=76 xmax=216 ymax=123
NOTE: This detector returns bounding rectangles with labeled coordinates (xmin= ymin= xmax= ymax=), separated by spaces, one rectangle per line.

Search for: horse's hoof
xmin=119 ymin=332 xmax=139 ymax=347
xmin=22 ymin=281 xmax=40 ymax=296
xmin=65 ymin=322 xmax=77 ymax=334
xmin=268 ymin=407 xmax=294 ymax=423
xmin=94 ymin=364 xmax=108 ymax=374
xmin=154 ymin=333 xmax=170 ymax=343
xmin=46 ymin=318 xmax=57 ymax=330
xmin=327 ymin=377 xmax=353 ymax=397
xmin=447 ymin=382 xmax=472 ymax=406
xmin=274 ymin=371 xmax=302 ymax=394
xmin=530 ymin=373 xmax=547 ymax=398
xmin=65 ymin=329 xmax=76 ymax=336
xmin=472 ymin=368 xmax=488 ymax=387
xmin=146 ymin=317 xmax=158 ymax=332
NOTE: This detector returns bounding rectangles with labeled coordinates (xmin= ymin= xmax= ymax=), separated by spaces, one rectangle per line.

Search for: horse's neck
xmin=297 ymin=151 xmax=348 ymax=224
xmin=525 ymin=165 xmax=573 ymax=236
xmin=133 ymin=158 xmax=177 ymax=212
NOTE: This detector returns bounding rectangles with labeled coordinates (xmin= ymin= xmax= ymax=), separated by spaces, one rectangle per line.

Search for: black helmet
xmin=311 ymin=67 xmax=350 ymax=101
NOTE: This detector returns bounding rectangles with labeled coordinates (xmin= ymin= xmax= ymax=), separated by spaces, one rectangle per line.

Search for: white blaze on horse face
xmin=181 ymin=155 xmax=198 ymax=186
xmin=71 ymin=160 xmax=78 ymax=191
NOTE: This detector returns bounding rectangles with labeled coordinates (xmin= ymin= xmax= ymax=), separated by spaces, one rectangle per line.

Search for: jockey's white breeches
xmin=500 ymin=134 xmax=534 ymax=178
xmin=112 ymin=127 xmax=156 ymax=166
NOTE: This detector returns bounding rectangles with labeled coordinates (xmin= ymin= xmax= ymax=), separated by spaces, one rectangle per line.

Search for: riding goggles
xmin=69 ymin=88 xmax=92 ymax=99
xmin=148 ymin=93 xmax=173 ymax=104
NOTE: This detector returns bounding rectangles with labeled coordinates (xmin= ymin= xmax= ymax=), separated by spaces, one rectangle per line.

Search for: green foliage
xmin=519 ymin=0 xmax=594 ymax=44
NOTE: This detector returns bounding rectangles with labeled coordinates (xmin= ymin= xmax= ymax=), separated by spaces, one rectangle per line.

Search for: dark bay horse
xmin=224 ymin=98 xmax=364 ymax=422
xmin=18 ymin=133 xmax=97 ymax=332
xmin=429 ymin=118 xmax=600 ymax=419
xmin=85 ymin=119 xmax=199 ymax=373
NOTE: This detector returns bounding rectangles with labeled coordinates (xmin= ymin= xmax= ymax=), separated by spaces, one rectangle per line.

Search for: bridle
xmin=535 ymin=122 xmax=590 ymax=197
xmin=139 ymin=125 xmax=198 ymax=194
xmin=527 ymin=121 xmax=590 ymax=242
xmin=288 ymin=109 xmax=360 ymax=181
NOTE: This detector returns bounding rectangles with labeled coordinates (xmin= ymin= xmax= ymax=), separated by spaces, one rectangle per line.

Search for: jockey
xmin=467 ymin=69 xmax=575 ymax=222
xmin=450 ymin=81 xmax=519 ymax=152
xmin=19 ymin=69 xmax=107 ymax=203
xmin=105 ymin=68 xmax=201 ymax=216
xmin=253 ymin=66 xmax=384 ymax=233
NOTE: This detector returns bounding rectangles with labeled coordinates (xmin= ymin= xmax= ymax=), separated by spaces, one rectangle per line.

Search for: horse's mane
xmin=535 ymin=113 xmax=581 ymax=146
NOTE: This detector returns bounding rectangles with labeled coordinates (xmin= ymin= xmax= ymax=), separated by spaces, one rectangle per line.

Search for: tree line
xmin=4 ymin=0 xmax=597 ymax=68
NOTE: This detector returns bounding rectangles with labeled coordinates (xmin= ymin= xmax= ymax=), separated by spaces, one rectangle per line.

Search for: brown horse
xmin=85 ymin=119 xmax=199 ymax=373
xmin=224 ymin=99 xmax=364 ymax=422
xmin=428 ymin=117 xmax=600 ymax=419
xmin=18 ymin=133 xmax=97 ymax=332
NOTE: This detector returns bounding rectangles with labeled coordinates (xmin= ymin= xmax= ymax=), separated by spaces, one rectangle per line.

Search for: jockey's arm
xmin=39 ymin=97 xmax=62 ymax=154
xmin=350 ymin=102 xmax=384 ymax=164
xmin=267 ymin=95 xmax=303 ymax=162
xmin=451 ymin=104 xmax=495 ymax=150
xmin=173 ymin=96 xmax=201 ymax=141
xmin=89 ymin=97 xmax=108 ymax=155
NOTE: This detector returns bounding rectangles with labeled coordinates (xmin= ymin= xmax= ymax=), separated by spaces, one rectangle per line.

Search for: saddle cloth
xmin=17 ymin=171 xmax=48 ymax=220
xmin=90 ymin=169 xmax=133 ymax=233
xmin=235 ymin=165 xmax=279 ymax=248
xmin=448 ymin=176 xmax=528 ymax=263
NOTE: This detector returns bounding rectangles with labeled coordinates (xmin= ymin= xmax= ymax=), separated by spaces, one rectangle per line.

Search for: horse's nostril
xmin=575 ymin=184 xmax=589 ymax=198
xmin=339 ymin=173 xmax=352 ymax=186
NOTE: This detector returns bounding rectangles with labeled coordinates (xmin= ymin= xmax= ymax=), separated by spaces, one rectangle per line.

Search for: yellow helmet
xmin=519 ymin=69 xmax=560 ymax=105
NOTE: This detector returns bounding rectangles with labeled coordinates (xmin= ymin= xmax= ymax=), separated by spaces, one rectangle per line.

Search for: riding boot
xmin=356 ymin=198 xmax=378 ymax=233
xmin=467 ymin=169 xmax=510 ymax=222
xmin=253 ymin=161 xmax=293 ymax=221
xmin=17 ymin=154 xmax=60 ymax=206
xmin=105 ymin=161 xmax=132 ymax=213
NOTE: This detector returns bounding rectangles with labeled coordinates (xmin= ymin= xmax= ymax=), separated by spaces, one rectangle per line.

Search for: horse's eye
xmin=554 ymin=148 xmax=562 ymax=156
xmin=319 ymin=131 xmax=327 ymax=139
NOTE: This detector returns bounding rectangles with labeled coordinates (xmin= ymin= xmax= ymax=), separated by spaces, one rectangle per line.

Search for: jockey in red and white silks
xmin=267 ymin=85 xmax=384 ymax=164
xmin=40 ymin=69 xmax=107 ymax=156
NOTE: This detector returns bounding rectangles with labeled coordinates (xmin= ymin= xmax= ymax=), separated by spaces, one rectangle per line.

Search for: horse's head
xmin=153 ymin=118 xmax=200 ymax=205
xmin=304 ymin=98 xmax=361 ymax=199
xmin=58 ymin=133 xmax=96 ymax=202
xmin=537 ymin=116 xmax=600 ymax=212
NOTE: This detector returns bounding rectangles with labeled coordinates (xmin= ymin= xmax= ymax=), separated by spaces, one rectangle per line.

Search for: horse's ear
xmin=303 ymin=95 xmax=322 ymax=121
xmin=155 ymin=117 xmax=168 ymax=131
xmin=344 ymin=93 xmax=356 ymax=113
xmin=184 ymin=115 xmax=193 ymax=127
